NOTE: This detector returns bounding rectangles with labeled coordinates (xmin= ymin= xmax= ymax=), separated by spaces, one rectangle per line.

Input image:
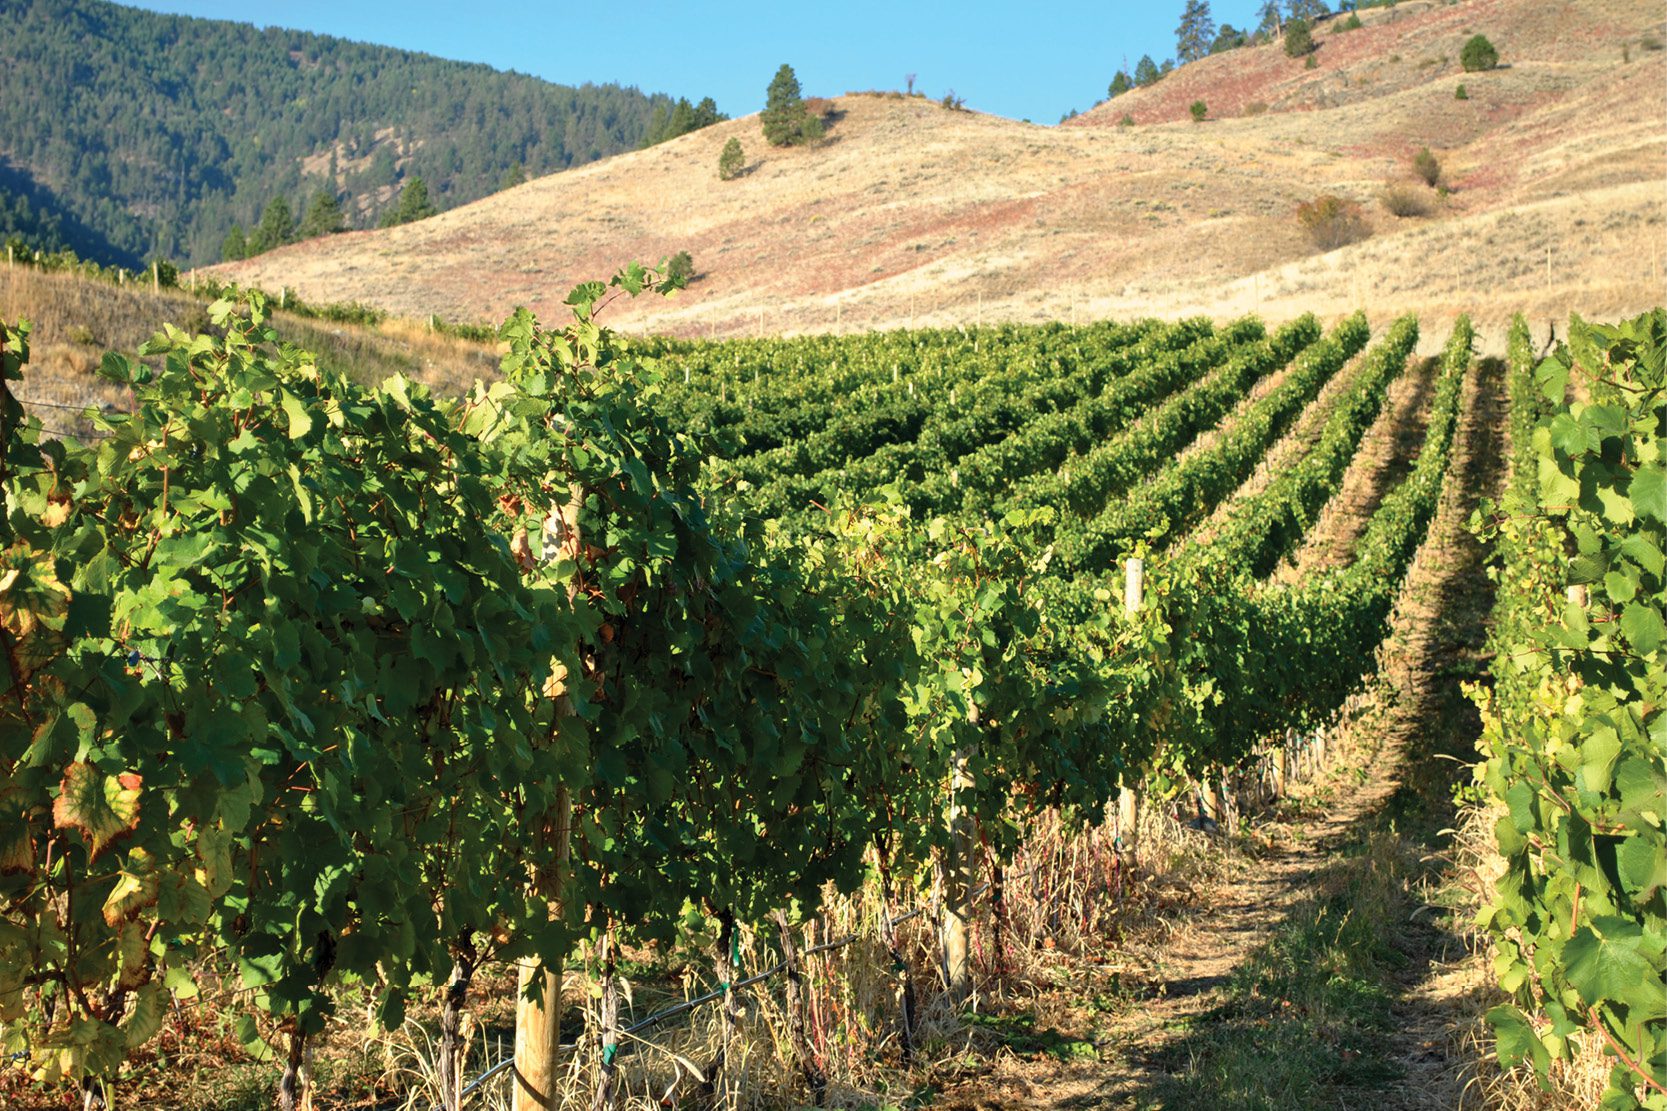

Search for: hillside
xmin=0 ymin=0 xmax=710 ymax=267
xmin=213 ymin=0 xmax=1664 ymax=347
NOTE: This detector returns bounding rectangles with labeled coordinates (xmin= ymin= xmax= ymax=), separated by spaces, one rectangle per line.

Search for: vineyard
xmin=0 ymin=269 xmax=1661 ymax=1111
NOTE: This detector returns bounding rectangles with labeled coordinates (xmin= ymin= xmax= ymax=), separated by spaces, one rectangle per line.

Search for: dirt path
xmin=939 ymin=354 xmax=1507 ymax=1111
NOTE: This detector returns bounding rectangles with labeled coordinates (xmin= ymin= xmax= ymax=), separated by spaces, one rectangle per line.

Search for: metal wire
xmin=451 ymin=865 xmax=1037 ymax=1106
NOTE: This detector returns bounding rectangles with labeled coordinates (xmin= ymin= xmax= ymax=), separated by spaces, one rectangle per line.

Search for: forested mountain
xmin=0 ymin=0 xmax=711 ymax=266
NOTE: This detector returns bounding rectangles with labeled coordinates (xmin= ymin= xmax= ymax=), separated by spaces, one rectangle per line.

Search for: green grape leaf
xmin=1488 ymin=1004 xmax=1551 ymax=1083
xmin=1620 ymin=602 xmax=1665 ymax=655
xmin=1631 ymin=462 xmax=1666 ymax=524
xmin=279 ymin=390 xmax=313 ymax=440
xmin=1617 ymin=836 xmax=1667 ymax=904
xmin=1563 ymin=920 xmax=1663 ymax=1017
xmin=121 ymin=983 xmax=165 ymax=1049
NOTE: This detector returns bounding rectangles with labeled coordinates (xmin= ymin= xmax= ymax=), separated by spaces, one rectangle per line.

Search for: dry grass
xmin=206 ymin=0 xmax=1663 ymax=344
xmin=0 ymin=266 xmax=502 ymax=440
xmin=1381 ymin=181 xmax=1436 ymax=218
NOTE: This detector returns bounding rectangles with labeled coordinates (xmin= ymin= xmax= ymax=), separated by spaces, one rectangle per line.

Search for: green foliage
xmin=1413 ymin=147 xmax=1442 ymax=187
xmin=0 ymin=293 xmax=570 ymax=1084
xmin=247 ymin=197 xmax=295 ymax=255
xmin=1211 ymin=24 xmax=1249 ymax=53
xmin=1176 ymin=0 xmax=1217 ymax=64
xmin=0 ymin=0 xmax=710 ymax=266
xmin=1190 ymin=100 xmax=1209 ymax=122
xmin=1258 ymin=0 xmax=1284 ymax=35
xmin=1340 ymin=11 xmax=1364 ymax=30
xmin=665 ymin=250 xmax=695 ymax=287
xmin=1055 ymin=315 xmax=1368 ymax=573
xmin=220 ymin=223 xmax=247 ymax=262
xmin=1285 ymin=18 xmax=1316 ymax=56
xmin=1134 ymin=54 xmax=1162 ymax=86
xmin=1455 ymin=82 xmax=1470 ymax=100
xmin=298 ymin=189 xmax=345 ymax=239
xmin=1108 ymin=70 xmax=1133 ymax=97
xmin=643 ymin=96 xmax=727 ymax=147
xmin=378 ymin=178 xmax=436 ymax=229
xmin=1471 ymin=311 xmax=1667 ymax=1109
xmin=718 ymin=137 xmax=746 ymax=181
xmin=1460 ymin=34 xmax=1499 ymax=72
xmin=762 ymin=64 xmax=819 ymax=147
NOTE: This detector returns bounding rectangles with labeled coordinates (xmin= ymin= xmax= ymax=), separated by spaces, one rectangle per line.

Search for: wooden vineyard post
xmin=1117 ymin=557 xmax=1143 ymax=866
xmin=1273 ymin=729 xmax=1290 ymax=797
xmin=942 ymin=730 xmax=976 ymax=1007
xmin=151 ymin=260 xmax=160 ymax=292
xmin=513 ymin=491 xmax=584 ymax=1111
xmin=6 ymin=244 xmax=12 ymax=269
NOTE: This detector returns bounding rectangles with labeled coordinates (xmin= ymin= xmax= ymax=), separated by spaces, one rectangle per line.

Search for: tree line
xmin=0 ymin=0 xmax=722 ymax=267
xmin=1104 ymin=0 xmax=1342 ymax=99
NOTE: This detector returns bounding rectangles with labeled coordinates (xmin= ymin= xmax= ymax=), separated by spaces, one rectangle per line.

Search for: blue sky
xmin=125 ymin=1 xmax=1271 ymax=123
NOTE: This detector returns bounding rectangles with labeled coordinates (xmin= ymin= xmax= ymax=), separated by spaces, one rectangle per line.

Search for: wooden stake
xmin=942 ymin=740 xmax=975 ymax=1007
xmin=152 ymin=260 xmax=160 ymax=292
xmin=1117 ymin=558 xmax=1144 ymax=864
xmin=513 ymin=491 xmax=584 ymax=1111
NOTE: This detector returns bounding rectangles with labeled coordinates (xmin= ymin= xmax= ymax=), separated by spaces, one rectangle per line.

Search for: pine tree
xmin=1211 ymin=24 xmax=1247 ymax=53
xmin=500 ymin=163 xmax=527 ymax=190
xmin=299 ymin=188 xmax=344 ymax=238
xmin=667 ymin=98 xmax=696 ymax=139
xmin=1258 ymin=0 xmax=1283 ymax=35
xmin=1175 ymin=0 xmax=1216 ymax=64
xmin=762 ymin=64 xmax=813 ymax=146
xmin=692 ymin=97 xmax=723 ymax=129
xmin=1108 ymin=70 xmax=1133 ymax=97
xmin=718 ymin=137 xmax=745 ymax=181
xmin=221 ymin=223 xmax=247 ymax=261
xmin=642 ymin=105 xmax=670 ymax=147
xmin=1287 ymin=0 xmax=1329 ymax=20
xmin=248 ymin=197 xmax=294 ymax=254
xmin=380 ymin=177 xmax=436 ymax=228
xmin=1285 ymin=18 xmax=1317 ymax=56
xmin=1134 ymin=54 xmax=1161 ymax=86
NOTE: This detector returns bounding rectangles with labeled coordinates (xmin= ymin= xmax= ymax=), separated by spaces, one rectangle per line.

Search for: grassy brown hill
xmin=212 ymin=0 xmax=1665 ymax=345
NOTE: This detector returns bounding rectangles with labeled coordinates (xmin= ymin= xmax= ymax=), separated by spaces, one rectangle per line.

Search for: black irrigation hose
xmin=452 ymin=866 xmax=1045 ymax=1106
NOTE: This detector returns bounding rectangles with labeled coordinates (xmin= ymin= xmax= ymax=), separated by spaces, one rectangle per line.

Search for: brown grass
xmin=0 ymin=266 xmax=501 ymax=439
xmin=205 ymin=0 xmax=1663 ymax=347
xmin=1382 ymin=181 xmax=1437 ymax=217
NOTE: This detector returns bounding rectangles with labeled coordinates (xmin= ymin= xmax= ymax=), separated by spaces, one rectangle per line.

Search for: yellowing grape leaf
xmin=53 ymin=764 xmax=142 ymax=860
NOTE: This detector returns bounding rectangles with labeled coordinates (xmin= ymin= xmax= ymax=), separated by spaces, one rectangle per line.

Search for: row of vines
xmin=0 ymin=270 xmax=1494 ymax=1108
xmin=1471 ymin=311 xmax=1665 ymax=1108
